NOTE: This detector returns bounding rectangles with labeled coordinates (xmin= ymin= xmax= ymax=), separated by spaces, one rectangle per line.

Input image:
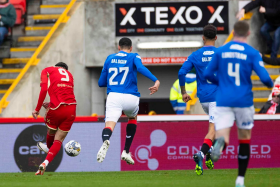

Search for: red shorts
xmin=45 ymin=104 xmax=76 ymax=132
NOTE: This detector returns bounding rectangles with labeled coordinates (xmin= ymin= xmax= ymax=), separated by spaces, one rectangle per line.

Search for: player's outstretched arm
xmin=178 ymin=57 xmax=194 ymax=103
xmin=180 ymin=86 xmax=192 ymax=103
xmin=149 ymin=80 xmax=160 ymax=95
xmin=134 ymin=55 xmax=158 ymax=82
xmin=98 ymin=59 xmax=108 ymax=87
xmin=178 ymin=56 xmax=194 ymax=86
xmin=33 ymin=69 xmax=48 ymax=119
xmin=253 ymin=53 xmax=274 ymax=88
xmin=42 ymin=102 xmax=50 ymax=109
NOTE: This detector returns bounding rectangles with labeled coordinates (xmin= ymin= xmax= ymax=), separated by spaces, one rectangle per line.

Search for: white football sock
xmin=236 ymin=176 xmax=244 ymax=185
xmin=43 ymin=160 xmax=49 ymax=167
xmin=209 ymin=146 xmax=213 ymax=152
xmin=200 ymin=151 xmax=205 ymax=158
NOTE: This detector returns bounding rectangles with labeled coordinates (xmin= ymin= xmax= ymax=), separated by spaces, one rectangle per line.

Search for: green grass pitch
xmin=0 ymin=168 xmax=279 ymax=187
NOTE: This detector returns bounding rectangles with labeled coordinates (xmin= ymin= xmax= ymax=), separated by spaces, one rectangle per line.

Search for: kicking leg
xmin=211 ymin=127 xmax=231 ymax=162
xmin=194 ymin=102 xmax=216 ymax=175
xmin=193 ymin=122 xmax=215 ymax=175
xmin=97 ymin=92 xmax=122 ymax=163
xmin=36 ymin=129 xmax=67 ymax=175
xmin=235 ymin=129 xmax=251 ymax=187
xmin=46 ymin=129 xmax=56 ymax=148
xmin=234 ymin=106 xmax=254 ymax=187
xmin=210 ymin=106 xmax=234 ymax=162
xmin=204 ymin=123 xmax=215 ymax=170
xmin=121 ymin=93 xmax=139 ymax=165
xmin=37 ymin=128 xmax=56 ymax=154
xmin=121 ymin=117 xmax=137 ymax=165
xmin=97 ymin=121 xmax=117 ymax=163
xmin=201 ymin=123 xmax=215 ymax=156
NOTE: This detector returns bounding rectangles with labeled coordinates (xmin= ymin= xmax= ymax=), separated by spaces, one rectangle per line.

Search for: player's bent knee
xmin=238 ymin=129 xmax=252 ymax=140
xmin=128 ymin=116 xmax=137 ymax=120
xmin=48 ymin=128 xmax=57 ymax=135
xmin=105 ymin=121 xmax=117 ymax=131
xmin=55 ymin=129 xmax=68 ymax=142
xmin=206 ymin=131 xmax=215 ymax=140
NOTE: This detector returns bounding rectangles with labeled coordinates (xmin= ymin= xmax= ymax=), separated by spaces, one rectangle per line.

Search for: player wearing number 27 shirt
xmin=97 ymin=38 xmax=160 ymax=165
xmin=32 ymin=62 xmax=76 ymax=176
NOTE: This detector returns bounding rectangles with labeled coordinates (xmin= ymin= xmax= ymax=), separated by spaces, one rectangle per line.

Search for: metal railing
xmin=0 ymin=0 xmax=77 ymax=114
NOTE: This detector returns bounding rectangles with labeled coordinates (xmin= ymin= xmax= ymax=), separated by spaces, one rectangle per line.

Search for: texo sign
xmin=115 ymin=1 xmax=229 ymax=36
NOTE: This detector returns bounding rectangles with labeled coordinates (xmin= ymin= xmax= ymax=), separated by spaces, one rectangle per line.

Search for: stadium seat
xmin=10 ymin=0 xmax=26 ymax=25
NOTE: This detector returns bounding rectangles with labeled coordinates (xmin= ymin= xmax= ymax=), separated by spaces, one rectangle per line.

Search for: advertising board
xmin=0 ymin=116 xmax=279 ymax=172
xmin=116 ymin=1 xmax=229 ymax=36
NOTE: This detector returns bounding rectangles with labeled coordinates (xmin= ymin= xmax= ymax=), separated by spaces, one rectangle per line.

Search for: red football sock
xmin=46 ymin=140 xmax=62 ymax=163
xmin=47 ymin=132 xmax=55 ymax=149
xmin=200 ymin=139 xmax=213 ymax=155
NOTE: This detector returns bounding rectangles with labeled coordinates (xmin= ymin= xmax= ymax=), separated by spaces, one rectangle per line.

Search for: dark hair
xmin=55 ymin=62 xmax=68 ymax=70
xmin=203 ymin=24 xmax=217 ymax=40
xmin=119 ymin=37 xmax=132 ymax=50
xmin=234 ymin=21 xmax=249 ymax=37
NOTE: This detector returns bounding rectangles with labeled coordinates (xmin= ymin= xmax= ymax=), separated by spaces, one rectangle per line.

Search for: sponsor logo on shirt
xmin=203 ymin=51 xmax=214 ymax=55
xmin=57 ymin=84 xmax=73 ymax=88
xmin=116 ymin=53 xmax=127 ymax=57
xmin=111 ymin=59 xmax=127 ymax=64
xmin=230 ymin=44 xmax=245 ymax=51
xmin=202 ymin=57 xmax=212 ymax=62
xmin=259 ymin=61 xmax=264 ymax=67
xmin=136 ymin=55 xmax=141 ymax=59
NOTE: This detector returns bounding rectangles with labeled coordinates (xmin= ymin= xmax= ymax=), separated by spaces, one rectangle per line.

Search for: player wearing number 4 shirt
xmin=32 ymin=62 xmax=77 ymax=176
xmin=97 ymin=37 xmax=160 ymax=165
xmin=204 ymin=21 xmax=273 ymax=187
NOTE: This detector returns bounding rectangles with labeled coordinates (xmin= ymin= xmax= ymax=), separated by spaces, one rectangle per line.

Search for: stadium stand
xmin=0 ymin=0 xmax=70 ymax=107
xmin=0 ymin=0 xmax=279 ymax=115
xmin=10 ymin=0 xmax=26 ymax=25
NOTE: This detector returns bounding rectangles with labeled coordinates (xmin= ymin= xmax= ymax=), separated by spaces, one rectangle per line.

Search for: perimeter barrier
xmin=0 ymin=115 xmax=278 ymax=172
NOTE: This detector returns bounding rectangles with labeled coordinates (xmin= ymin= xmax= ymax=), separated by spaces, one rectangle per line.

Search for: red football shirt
xmin=35 ymin=66 xmax=76 ymax=111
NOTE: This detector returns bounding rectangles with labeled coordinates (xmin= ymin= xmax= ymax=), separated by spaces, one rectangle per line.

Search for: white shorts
xmin=215 ymin=106 xmax=254 ymax=131
xmin=105 ymin=92 xmax=139 ymax=122
xmin=201 ymin=102 xmax=216 ymax=123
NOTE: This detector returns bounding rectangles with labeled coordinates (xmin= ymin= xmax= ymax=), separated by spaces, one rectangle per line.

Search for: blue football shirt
xmin=178 ymin=46 xmax=218 ymax=103
xmin=204 ymin=41 xmax=273 ymax=107
xmin=98 ymin=51 xmax=158 ymax=97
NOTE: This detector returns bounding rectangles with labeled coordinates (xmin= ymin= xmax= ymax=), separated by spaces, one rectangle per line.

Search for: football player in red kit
xmin=32 ymin=62 xmax=76 ymax=175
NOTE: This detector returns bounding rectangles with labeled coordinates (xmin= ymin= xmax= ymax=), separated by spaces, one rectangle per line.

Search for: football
xmin=64 ymin=140 xmax=81 ymax=157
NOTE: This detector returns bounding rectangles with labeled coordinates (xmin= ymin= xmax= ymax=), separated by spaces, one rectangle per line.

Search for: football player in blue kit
xmin=178 ymin=24 xmax=218 ymax=175
xmin=204 ymin=21 xmax=273 ymax=187
xmin=97 ymin=37 xmax=160 ymax=165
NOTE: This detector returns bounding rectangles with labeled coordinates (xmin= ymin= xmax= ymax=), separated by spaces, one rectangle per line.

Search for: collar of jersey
xmin=232 ymin=40 xmax=246 ymax=44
